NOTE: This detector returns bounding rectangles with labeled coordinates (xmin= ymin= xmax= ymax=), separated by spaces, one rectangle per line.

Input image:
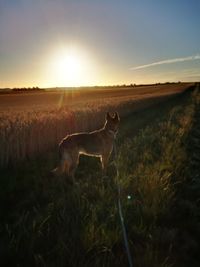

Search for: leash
xmin=113 ymin=140 xmax=133 ymax=267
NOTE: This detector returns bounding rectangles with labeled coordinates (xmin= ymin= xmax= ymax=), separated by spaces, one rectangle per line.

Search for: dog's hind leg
xmin=68 ymin=151 xmax=79 ymax=183
xmin=68 ymin=165 xmax=76 ymax=183
xmin=52 ymin=158 xmax=68 ymax=176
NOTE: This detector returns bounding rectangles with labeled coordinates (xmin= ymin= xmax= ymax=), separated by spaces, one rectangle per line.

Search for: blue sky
xmin=0 ymin=0 xmax=199 ymax=87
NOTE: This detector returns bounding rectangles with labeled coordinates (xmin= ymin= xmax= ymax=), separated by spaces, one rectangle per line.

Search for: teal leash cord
xmin=113 ymin=141 xmax=133 ymax=267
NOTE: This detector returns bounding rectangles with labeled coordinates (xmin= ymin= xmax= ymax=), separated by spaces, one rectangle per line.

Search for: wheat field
xmin=0 ymin=83 xmax=192 ymax=168
xmin=1 ymin=83 xmax=200 ymax=267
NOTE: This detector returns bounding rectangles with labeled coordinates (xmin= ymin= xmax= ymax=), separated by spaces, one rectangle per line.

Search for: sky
xmin=0 ymin=0 xmax=200 ymax=88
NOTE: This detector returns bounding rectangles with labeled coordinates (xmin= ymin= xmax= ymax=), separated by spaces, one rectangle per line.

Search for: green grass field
xmin=1 ymin=84 xmax=200 ymax=267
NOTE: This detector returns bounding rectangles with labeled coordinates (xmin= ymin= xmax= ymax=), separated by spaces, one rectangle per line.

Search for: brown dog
xmin=53 ymin=112 xmax=120 ymax=179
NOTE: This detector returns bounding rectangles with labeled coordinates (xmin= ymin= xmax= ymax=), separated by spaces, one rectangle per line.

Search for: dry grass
xmin=0 ymin=83 xmax=192 ymax=168
xmin=1 ymin=84 xmax=199 ymax=267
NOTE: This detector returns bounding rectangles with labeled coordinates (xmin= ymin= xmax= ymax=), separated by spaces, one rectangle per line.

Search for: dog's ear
xmin=114 ymin=112 xmax=120 ymax=121
xmin=106 ymin=112 xmax=111 ymax=120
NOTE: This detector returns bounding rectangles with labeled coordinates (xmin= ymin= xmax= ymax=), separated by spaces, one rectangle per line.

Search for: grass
xmin=0 ymin=84 xmax=200 ymax=267
xmin=0 ymin=83 xmax=191 ymax=168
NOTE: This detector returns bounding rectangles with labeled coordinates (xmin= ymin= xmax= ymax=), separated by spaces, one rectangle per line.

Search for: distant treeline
xmin=55 ymin=82 xmax=183 ymax=90
xmin=0 ymin=87 xmax=44 ymax=94
xmin=12 ymin=87 xmax=43 ymax=92
xmin=0 ymin=82 xmax=186 ymax=94
xmin=95 ymin=81 xmax=182 ymax=88
xmin=77 ymin=82 xmax=183 ymax=90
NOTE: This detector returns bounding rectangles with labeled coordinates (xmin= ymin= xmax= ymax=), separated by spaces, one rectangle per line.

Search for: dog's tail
xmin=52 ymin=145 xmax=73 ymax=176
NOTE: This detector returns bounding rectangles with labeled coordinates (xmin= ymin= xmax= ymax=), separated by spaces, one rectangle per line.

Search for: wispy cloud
xmin=130 ymin=54 xmax=200 ymax=70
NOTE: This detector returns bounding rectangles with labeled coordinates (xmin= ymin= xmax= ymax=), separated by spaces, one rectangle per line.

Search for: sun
xmin=55 ymin=53 xmax=82 ymax=85
xmin=50 ymin=48 xmax=88 ymax=87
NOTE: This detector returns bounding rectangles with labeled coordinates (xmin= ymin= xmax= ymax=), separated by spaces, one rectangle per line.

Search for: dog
xmin=53 ymin=112 xmax=120 ymax=180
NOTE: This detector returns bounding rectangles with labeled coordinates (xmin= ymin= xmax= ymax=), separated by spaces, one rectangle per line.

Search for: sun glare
xmin=49 ymin=48 xmax=90 ymax=87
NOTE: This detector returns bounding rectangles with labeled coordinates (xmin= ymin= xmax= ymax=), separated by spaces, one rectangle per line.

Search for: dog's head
xmin=105 ymin=112 xmax=120 ymax=133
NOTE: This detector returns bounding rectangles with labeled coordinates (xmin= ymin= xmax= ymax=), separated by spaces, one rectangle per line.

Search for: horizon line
xmin=0 ymin=81 xmax=198 ymax=90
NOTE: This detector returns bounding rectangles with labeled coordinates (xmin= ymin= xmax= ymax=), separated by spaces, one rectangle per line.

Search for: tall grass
xmin=0 ymin=86 xmax=186 ymax=168
xmin=116 ymin=87 xmax=198 ymax=266
xmin=1 ymin=86 xmax=199 ymax=266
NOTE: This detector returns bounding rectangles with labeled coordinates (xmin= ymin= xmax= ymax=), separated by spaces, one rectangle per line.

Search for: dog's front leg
xmin=101 ymin=154 xmax=110 ymax=177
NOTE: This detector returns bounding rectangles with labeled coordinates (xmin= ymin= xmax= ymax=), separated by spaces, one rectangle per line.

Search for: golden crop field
xmin=1 ymin=1 xmax=199 ymax=265
xmin=1 ymin=83 xmax=200 ymax=267
xmin=0 ymin=83 xmax=192 ymax=168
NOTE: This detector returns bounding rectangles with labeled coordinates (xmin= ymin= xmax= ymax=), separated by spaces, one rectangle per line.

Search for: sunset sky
xmin=0 ymin=0 xmax=200 ymax=88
